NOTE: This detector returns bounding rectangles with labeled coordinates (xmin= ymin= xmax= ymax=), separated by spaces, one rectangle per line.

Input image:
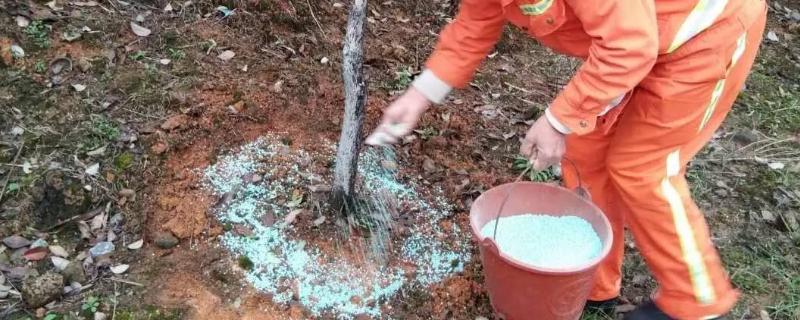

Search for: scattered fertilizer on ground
xmin=200 ymin=135 xmax=469 ymax=319
xmin=481 ymin=215 xmax=602 ymax=269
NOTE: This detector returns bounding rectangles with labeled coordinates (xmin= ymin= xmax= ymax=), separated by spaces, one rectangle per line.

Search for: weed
xmin=34 ymin=60 xmax=47 ymax=73
xmin=6 ymin=182 xmax=20 ymax=193
xmin=80 ymin=115 xmax=120 ymax=150
xmin=24 ymin=21 xmax=50 ymax=49
xmin=114 ymin=152 xmax=135 ymax=170
xmin=128 ymin=50 xmax=147 ymax=61
xmin=90 ymin=115 xmax=121 ymax=141
xmin=512 ymin=156 xmax=558 ymax=182
xmin=43 ymin=313 xmax=60 ymax=320
xmin=413 ymin=126 xmax=438 ymax=140
xmin=390 ymin=67 xmax=413 ymax=90
xmin=167 ymin=48 xmax=186 ymax=60
xmin=238 ymin=255 xmax=254 ymax=270
xmin=201 ymin=40 xmax=216 ymax=52
xmin=81 ymin=296 xmax=100 ymax=314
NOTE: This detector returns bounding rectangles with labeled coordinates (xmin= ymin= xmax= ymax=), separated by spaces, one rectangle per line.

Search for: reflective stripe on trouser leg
xmin=699 ymin=33 xmax=747 ymax=131
xmin=660 ymin=150 xmax=716 ymax=304
xmin=668 ymin=0 xmax=729 ymax=53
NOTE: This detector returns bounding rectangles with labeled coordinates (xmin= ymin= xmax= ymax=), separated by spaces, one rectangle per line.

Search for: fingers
xmin=365 ymin=130 xmax=397 ymax=146
xmin=532 ymin=147 xmax=564 ymax=171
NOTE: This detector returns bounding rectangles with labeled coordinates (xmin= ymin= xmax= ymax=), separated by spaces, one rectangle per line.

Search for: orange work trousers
xmin=561 ymin=7 xmax=767 ymax=320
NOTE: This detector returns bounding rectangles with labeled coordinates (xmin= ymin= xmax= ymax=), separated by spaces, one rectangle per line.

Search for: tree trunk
xmin=332 ymin=0 xmax=368 ymax=206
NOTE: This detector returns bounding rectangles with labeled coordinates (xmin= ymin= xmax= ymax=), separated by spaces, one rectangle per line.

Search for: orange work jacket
xmin=422 ymin=0 xmax=766 ymax=134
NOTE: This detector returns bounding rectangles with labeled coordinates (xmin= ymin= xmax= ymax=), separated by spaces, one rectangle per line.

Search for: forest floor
xmin=1 ymin=0 xmax=800 ymax=319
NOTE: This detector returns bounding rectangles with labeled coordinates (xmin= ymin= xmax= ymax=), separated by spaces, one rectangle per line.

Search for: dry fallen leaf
xmin=218 ymin=50 xmax=235 ymax=61
xmin=85 ymin=163 xmax=100 ymax=176
xmin=72 ymin=1 xmax=99 ymax=6
xmin=110 ymin=264 xmax=129 ymax=274
xmin=164 ymin=3 xmax=173 ymax=11
xmin=127 ymin=239 xmax=144 ymax=250
xmin=130 ymin=22 xmax=151 ymax=37
xmin=3 ymin=235 xmax=31 ymax=249
xmin=766 ymin=31 xmax=779 ymax=42
xmin=90 ymin=212 xmax=107 ymax=231
xmin=284 ymin=209 xmax=304 ymax=224
xmin=15 ymin=16 xmax=30 ymax=27
xmin=77 ymin=221 xmax=93 ymax=239
xmin=49 ymin=245 xmax=69 ymax=258
xmin=23 ymin=247 xmax=49 ymax=261
xmin=87 ymin=146 xmax=106 ymax=156
xmin=51 ymin=256 xmax=70 ymax=271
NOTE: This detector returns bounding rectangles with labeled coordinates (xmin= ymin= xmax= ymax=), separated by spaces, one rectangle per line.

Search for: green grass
xmin=736 ymin=70 xmax=800 ymax=134
xmin=167 ymin=48 xmax=186 ymax=60
xmin=722 ymin=239 xmax=800 ymax=319
xmin=114 ymin=306 xmax=184 ymax=320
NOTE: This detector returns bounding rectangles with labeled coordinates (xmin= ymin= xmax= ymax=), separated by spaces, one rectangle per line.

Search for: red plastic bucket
xmin=470 ymin=182 xmax=613 ymax=320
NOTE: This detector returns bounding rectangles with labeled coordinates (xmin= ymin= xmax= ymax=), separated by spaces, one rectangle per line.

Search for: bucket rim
xmin=469 ymin=181 xmax=614 ymax=275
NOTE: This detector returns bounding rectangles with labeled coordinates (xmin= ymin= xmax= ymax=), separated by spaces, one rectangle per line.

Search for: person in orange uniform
xmin=366 ymin=0 xmax=768 ymax=318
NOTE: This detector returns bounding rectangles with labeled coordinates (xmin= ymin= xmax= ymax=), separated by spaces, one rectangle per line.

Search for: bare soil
xmin=1 ymin=0 xmax=799 ymax=319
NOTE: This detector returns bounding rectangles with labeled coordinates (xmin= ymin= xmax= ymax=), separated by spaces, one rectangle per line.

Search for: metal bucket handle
xmin=490 ymin=156 xmax=588 ymax=240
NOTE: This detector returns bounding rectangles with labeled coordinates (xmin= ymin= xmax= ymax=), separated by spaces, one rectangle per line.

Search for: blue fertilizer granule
xmin=200 ymin=135 xmax=470 ymax=319
xmin=481 ymin=214 xmax=602 ymax=269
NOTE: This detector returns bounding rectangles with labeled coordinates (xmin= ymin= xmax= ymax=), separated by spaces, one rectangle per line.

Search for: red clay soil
xmin=133 ymin=4 xmax=523 ymax=318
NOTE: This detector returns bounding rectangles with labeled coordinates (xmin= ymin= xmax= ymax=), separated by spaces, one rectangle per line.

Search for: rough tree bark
xmin=332 ymin=0 xmax=367 ymax=208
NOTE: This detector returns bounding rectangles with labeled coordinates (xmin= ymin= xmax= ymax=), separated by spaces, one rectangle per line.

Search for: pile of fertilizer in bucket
xmin=481 ymin=215 xmax=602 ymax=269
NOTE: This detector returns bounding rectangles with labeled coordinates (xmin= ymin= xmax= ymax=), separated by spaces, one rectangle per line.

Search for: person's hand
xmin=520 ymin=115 xmax=566 ymax=170
xmin=365 ymin=87 xmax=431 ymax=145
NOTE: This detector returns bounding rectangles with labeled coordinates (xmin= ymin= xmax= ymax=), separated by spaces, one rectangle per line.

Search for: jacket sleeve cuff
xmin=544 ymin=108 xmax=572 ymax=134
xmin=411 ymin=69 xmax=453 ymax=104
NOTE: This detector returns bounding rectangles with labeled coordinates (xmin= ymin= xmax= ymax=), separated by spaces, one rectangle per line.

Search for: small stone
xmin=119 ymin=188 xmax=135 ymax=198
xmin=3 ymin=235 xmax=31 ymax=249
xmin=8 ymin=266 xmax=31 ymax=280
xmin=761 ymin=210 xmax=777 ymax=224
xmin=731 ymin=129 xmax=760 ymax=145
xmin=380 ymin=160 xmax=398 ymax=171
xmin=151 ymin=142 xmax=168 ymax=154
xmin=61 ymin=262 xmax=86 ymax=283
xmin=154 ymin=231 xmax=179 ymax=249
xmin=272 ymin=80 xmax=284 ymax=93
xmin=229 ymin=101 xmax=245 ymax=113
xmin=766 ymin=31 xmax=779 ymax=42
xmin=161 ymin=114 xmax=188 ymax=131
xmin=21 ymin=272 xmax=63 ymax=308
xmin=94 ymin=312 xmax=108 ymax=320
xmin=89 ymin=242 xmax=114 ymax=257
xmin=77 ymin=57 xmax=92 ymax=72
